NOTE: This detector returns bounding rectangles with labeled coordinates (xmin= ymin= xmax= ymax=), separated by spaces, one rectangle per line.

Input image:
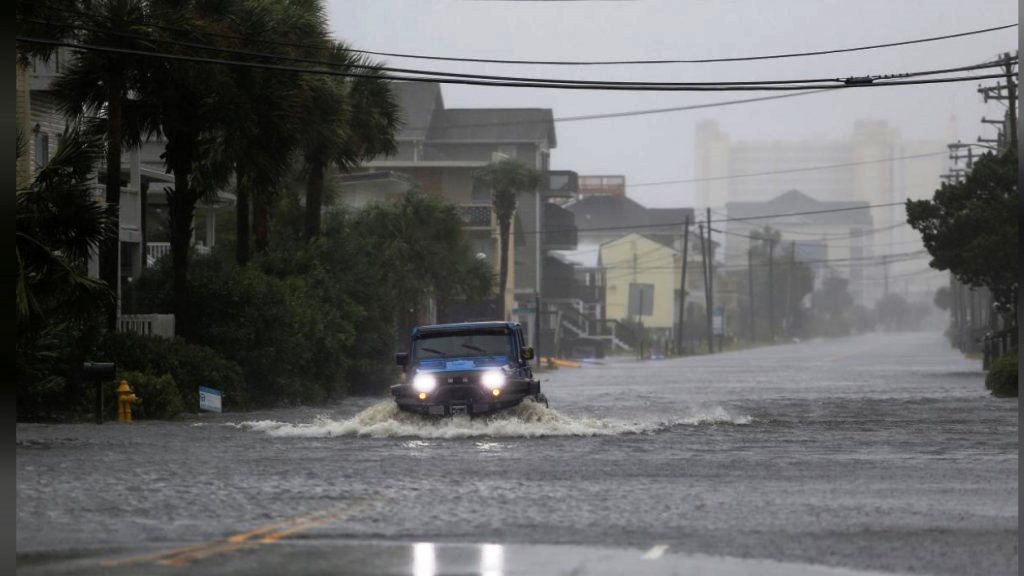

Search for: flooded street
xmin=16 ymin=333 xmax=1018 ymax=575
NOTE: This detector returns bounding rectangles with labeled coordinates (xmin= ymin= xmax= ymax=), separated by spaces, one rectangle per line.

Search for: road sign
xmin=628 ymin=283 xmax=655 ymax=317
xmin=199 ymin=386 xmax=222 ymax=413
xmin=713 ymin=307 xmax=725 ymax=336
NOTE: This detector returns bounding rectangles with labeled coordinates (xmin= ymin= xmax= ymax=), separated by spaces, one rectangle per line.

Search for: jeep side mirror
xmin=521 ymin=347 xmax=534 ymax=361
xmin=395 ymin=352 xmax=408 ymax=367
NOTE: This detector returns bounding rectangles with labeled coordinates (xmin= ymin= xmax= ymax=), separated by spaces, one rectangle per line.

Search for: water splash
xmin=679 ymin=405 xmax=754 ymax=426
xmin=232 ymin=400 xmax=752 ymax=439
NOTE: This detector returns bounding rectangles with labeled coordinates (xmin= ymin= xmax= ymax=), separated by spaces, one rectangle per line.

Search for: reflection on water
xmin=412 ymin=542 xmax=504 ymax=576
xmin=481 ymin=543 xmax=504 ymax=576
xmin=413 ymin=542 xmax=435 ymax=576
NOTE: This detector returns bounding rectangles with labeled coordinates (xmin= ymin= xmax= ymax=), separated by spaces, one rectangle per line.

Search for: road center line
xmin=99 ymin=496 xmax=381 ymax=568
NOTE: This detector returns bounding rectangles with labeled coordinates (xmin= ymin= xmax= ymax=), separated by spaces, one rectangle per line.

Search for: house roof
xmin=726 ymin=189 xmax=873 ymax=226
xmin=565 ymin=195 xmax=695 ymax=233
xmin=393 ymin=82 xmax=443 ymax=141
xmin=427 ymin=108 xmax=557 ymax=145
xmin=388 ymin=82 xmax=556 ymax=146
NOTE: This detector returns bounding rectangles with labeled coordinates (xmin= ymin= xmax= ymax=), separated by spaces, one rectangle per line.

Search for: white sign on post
xmin=199 ymin=385 xmax=222 ymax=413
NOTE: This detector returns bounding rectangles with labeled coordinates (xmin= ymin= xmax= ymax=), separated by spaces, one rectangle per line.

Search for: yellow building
xmin=599 ymin=233 xmax=708 ymax=334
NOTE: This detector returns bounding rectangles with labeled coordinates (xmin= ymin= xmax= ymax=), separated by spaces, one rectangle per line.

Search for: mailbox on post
xmin=82 ymin=362 xmax=116 ymax=424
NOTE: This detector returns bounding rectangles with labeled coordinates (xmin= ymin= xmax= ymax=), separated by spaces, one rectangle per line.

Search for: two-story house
xmin=341 ymin=82 xmax=578 ymax=354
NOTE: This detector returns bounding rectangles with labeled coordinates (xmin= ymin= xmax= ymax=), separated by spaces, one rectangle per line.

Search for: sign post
xmin=199 ymin=386 xmax=222 ymax=413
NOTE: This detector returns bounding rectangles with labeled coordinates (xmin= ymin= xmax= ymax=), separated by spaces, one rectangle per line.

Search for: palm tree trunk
xmin=235 ymin=165 xmax=250 ymax=265
xmin=497 ymin=216 xmax=511 ymax=320
xmin=101 ymin=77 xmax=123 ymax=331
xmin=167 ymin=150 xmax=194 ymax=340
xmin=304 ymin=159 xmax=325 ymax=241
xmin=253 ymin=193 xmax=269 ymax=253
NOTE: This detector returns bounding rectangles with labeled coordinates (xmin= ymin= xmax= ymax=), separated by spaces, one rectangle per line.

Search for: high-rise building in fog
xmin=696 ymin=119 xmax=951 ymax=305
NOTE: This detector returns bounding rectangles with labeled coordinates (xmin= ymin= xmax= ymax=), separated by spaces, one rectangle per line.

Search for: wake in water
xmin=232 ymin=399 xmax=752 ymax=439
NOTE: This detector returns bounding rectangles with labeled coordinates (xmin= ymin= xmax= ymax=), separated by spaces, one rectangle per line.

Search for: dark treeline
xmin=15 ymin=0 xmax=491 ymax=419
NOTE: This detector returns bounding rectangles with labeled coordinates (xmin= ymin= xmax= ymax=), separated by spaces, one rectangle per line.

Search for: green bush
xmin=95 ymin=332 xmax=246 ymax=411
xmin=986 ymin=351 xmax=1018 ymax=398
xmin=106 ymin=370 xmax=184 ymax=420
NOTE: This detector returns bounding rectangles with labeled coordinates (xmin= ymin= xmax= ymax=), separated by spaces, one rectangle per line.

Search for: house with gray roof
xmin=725 ymin=189 xmax=875 ymax=305
xmin=340 ymin=82 xmax=578 ymax=354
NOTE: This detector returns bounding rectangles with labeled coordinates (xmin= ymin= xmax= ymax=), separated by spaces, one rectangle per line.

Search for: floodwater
xmin=16 ymin=332 xmax=1018 ymax=575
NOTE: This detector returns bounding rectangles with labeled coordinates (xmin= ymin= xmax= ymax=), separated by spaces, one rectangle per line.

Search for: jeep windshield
xmin=413 ymin=330 xmax=513 ymax=360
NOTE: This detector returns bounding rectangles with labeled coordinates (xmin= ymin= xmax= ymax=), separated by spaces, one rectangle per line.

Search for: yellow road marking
xmin=100 ymin=496 xmax=381 ymax=568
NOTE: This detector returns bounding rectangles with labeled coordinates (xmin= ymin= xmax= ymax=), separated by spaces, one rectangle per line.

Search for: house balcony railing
xmin=146 ymin=242 xmax=211 ymax=267
xmin=118 ymin=314 xmax=175 ymax=338
xmin=456 ymin=204 xmax=494 ymax=231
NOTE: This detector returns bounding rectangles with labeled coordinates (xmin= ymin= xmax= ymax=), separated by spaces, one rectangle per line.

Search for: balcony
xmin=456 ymin=204 xmax=494 ymax=231
xmin=118 ymin=314 xmax=175 ymax=338
xmin=542 ymin=203 xmax=577 ymax=250
xmin=146 ymin=242 xmax=211 ymax=267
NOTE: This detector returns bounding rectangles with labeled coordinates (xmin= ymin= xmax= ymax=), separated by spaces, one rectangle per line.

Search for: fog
xmin=328 ymin=0 xmax=1017 ymax=207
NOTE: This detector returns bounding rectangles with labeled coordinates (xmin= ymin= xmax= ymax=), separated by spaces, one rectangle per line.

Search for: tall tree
xmin=296 ymin=42 xmax=399 ymax=242
xmin=221 ymin=0 xmax=328 ymax=263
xmin=474 ymin=158 xmax=540 ymax=319
xmin=49 ymin=0 xmax=152 ymax=330
xmin=16 ymin=125 xmax=116 ymax=389
xmin=137 ymin=0 xmax=235 ymax=338
xmin=906 ymin=145 xmax=1019 ymax=326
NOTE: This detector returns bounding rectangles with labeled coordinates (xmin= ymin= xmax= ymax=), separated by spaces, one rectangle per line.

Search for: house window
xmin=496 ymin=145 xmax=517 ymax=159
xmin=34 ymin=132 xmax=49 ymax=168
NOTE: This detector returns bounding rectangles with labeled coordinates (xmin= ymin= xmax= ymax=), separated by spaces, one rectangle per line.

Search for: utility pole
xmin=706 ymin=208 xmax=717 ymax=352
xmin=882 ymin=255 xmax=890 ymax=298
xmin=978 ymin=51 xmax=1019 ymax=151
xmin=747 ymin=247 xmax=755 ymax=342
xmin=785 ymin=240 xmax=795 ymax=338
xmin=676 ymin=216 xmax=690 ymax=355
xmin=534 ymin=293 xmax=542 ymax=367
xmin=768 ymin=237 xmax=776 ymax=343
xmin=698 ymin=223 xmax=713 ymax=354
xmin=633 ymin=248 xmax=641 ymax=360
xmin=1005 ymin=52 xmax=1017 ymax=149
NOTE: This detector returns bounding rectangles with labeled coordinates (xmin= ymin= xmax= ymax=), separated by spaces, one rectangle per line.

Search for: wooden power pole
xmin=747 ymin=247 xmax=755 ymax=342
xmin=676 ymin=216 xmax=690 ymax=355
xmin=698 ymin=223 xmax=713 ymax=354
xmin=768 ymin=238 xmax=776 ymax=343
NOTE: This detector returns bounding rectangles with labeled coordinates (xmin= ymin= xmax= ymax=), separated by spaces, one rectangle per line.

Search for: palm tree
xmin=49 ymin=0 xmax=152 ymax=330
xmin=135 ymin=0 xmax=236 ymax=338
xmin=296 ymin=42 xmax=399 ymax=242
xmin=473 ymin=158 xmax=540 ymax=319
xmin=16 ymin=125 xmax=116 ymax=366
xmin=222 ymin=0 xmax=328 ymax=263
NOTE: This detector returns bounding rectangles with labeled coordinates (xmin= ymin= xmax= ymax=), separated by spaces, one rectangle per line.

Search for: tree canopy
xmin=906 ymin=146 xmax=1018 ymax=315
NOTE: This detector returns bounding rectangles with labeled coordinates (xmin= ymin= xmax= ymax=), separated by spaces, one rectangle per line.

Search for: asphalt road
xmin=16 ymin=332 xmax=1018 ymax=575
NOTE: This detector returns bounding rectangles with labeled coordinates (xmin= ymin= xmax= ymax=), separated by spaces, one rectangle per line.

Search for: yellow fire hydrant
xmin=116 ymin=380 xmax=140 ymax=423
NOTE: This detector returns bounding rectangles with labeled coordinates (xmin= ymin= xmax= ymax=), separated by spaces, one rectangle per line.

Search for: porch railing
xmin=118 ymin=314 xmax=175 ymax=338
xmin=146 ymin=242 xmax=211 ymax=266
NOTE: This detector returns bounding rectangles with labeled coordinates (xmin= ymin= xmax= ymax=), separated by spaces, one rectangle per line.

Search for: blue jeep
xmin=392 ymin=321 xmax=547 ymax=417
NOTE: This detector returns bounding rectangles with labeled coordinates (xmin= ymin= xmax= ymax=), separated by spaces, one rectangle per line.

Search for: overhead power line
xmin=349 ymin=24 xmax=1019 ymax=66
xmin=20 ymin=19 xmax=1013 ymax=88
xmin=15 ymin=37 xmax=1013 ymax=91
xmin=27 ymin=7 xmax=1016 ymax=67
xmin=628 ymin=151 xmax=948 ymax=188
xmin=725 ymin=219 xmax=908 ymax=238
xmin=524 ymin=201 xmax=905 ymax=235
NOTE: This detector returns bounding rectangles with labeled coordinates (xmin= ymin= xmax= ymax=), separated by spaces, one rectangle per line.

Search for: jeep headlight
xmin=412 ymin=373 xmax=437 ymax=393
xmin=481 ymin=370 xmax=506 ymax=390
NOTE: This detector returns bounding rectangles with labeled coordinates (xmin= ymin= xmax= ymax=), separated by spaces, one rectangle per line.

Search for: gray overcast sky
xmin=326 ymin=0 xmax=1018 ymax=208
